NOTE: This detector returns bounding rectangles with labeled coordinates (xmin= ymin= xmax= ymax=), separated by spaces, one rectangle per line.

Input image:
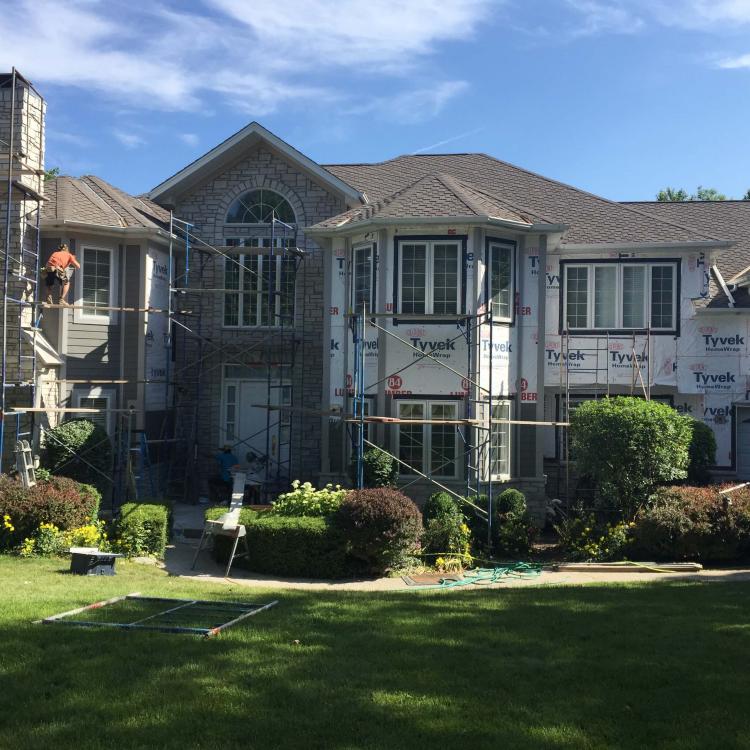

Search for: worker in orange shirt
xmin=43 ymin=243 xmax=80 ymax=305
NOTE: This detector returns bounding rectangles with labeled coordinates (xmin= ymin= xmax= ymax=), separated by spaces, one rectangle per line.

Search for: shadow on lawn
xmin=2 ymin=581 xmax=750 ymax=750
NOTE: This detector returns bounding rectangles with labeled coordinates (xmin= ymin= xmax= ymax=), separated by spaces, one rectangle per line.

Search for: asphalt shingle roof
xmin=322 ymin=154 xmax=718 ymax=245
xmin=625 ymin=200 xmax=750 ymax=283
xmin=41 ymin=175 xmax=170 ymax=231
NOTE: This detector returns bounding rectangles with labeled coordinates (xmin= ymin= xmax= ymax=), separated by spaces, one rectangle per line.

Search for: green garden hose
xmin=415 ymin=562 xmax=543 ymax=589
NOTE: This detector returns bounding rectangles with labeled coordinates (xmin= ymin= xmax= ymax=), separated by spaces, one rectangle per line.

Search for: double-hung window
xmin=398 ymin=240 xmax=461 ymax=315
xmin=352 ymin=244 xmax=375 ymax=313
xmin=487 ymin=241 xmax=514 ymax=321
xmin=73 ymin=388 xmax=113 ymax=434
xmin=223 ymin=239 xmax=295 ymax=328
xmin=77 ymin=246 xmax=115 ymax=322
xmin=397 ymin=400 xmax=459 ymax=477
xmin=563 ymin=261 xmax=677 ymax=332
xmin=490 ymin=401 xmax=512 ymax=478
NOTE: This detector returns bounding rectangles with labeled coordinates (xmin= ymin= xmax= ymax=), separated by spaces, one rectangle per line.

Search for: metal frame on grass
xmin=38 ymin=592 xmax=278 ymax=637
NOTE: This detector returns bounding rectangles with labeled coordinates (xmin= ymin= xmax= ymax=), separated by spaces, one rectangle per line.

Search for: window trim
xmin=224 ymin=188 xmax=297 ymax=226
xmin=72 ymin=387 xmax=115 ymax=435
xmin=222 ymin=249 xmax=296 ymax=329
xmin=352 ymin=242 xmax=376 ymax=313
xmin=489 ymin=399 xmax=513 ymax=480
xmin=75 ymin=245 xmax=117 ymax=324
xmin=560 ymin=258 xmax=680 ymax=335
xmin=395 ymin=398 xmax=461 ymax=479
xmin=484 ymin=237 xmax=516 ymax=324
xmin=393 ymin=235 xmax=467 ymax=321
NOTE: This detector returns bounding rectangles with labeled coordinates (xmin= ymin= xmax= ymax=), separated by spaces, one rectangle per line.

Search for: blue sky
xmin=2 ymin=0 xmax=750 ymax=200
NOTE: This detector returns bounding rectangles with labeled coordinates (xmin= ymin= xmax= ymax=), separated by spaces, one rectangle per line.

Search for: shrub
xmin=18 ymin=519 xmax=108 ymax=557
xmin=334 ymin=488 xmax=422 ymax=575
xmin=630 ymin=485 xmax=750 ymax=562
xmin=493 ymin=489 xmax=537 ymax=558
xmin=556 ymin=513 xmax=632 ymax=561
xmin=570 ymin=397 xmax=692 ymax=519
xmin=686 ymin=420 xmax=717 ymax=485
xmin=0 ymin=474 xmax=99 ymax=549
xmin=206 ymin=508 xmax=360 ymax=579
xmin=351 ymin=448 xmax=398 ymax=488
xmin=271 ymin=480 xmax=347 ymax=517
xmin=423 ymin=491 xmax=460 ymax=522
xmin=44 ymin=419 xmax=112 ymax=494
xmin=115 ymin=502 xmax=169 ymax=558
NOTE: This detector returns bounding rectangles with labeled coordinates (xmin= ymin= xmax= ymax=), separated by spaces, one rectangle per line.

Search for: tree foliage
xmin=570 ymin=397 xmax=692 ymax=519
xmin=656 ymin=185 xmax=728 ymax=202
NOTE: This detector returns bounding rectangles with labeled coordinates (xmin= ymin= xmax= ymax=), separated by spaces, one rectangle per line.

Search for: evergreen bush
xmin=116 ymin=502 xmax=169 ymax=557
xmin=686 ymin=420 xmax=717 ymax=485
xmin=44 ymin=419 xmax=112 ymax=494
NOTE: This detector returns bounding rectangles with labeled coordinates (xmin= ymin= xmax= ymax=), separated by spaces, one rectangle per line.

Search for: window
xmin=225 ymin=189 xmax=296 ymax=224
xmin=223 ymin=239 xmax=295 ymax=327
xmin=563 ymin=262 xmax=677 ymax=331
xmin=72 ymin=389 xmax=113 ymax=434
xmin=397 ymin=400 xmax=459 ymax=478
xmin=487 ymin=241 xmax=514 ymax=321
xmin=490 ymin=402 xmax=511 ymax=478
xmin=77 ymin=247 xmax=114 ymax=321
xmin=398 ymin=240 xmax=460 ymax=315
xmin=353 ymin=244 xmax=375 ymax=312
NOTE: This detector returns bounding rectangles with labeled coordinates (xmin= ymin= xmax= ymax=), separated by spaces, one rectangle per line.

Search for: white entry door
xmin=737 ymin=408 xmax=750 ymax=480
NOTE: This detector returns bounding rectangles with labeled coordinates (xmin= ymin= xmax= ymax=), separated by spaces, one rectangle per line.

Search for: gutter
xmin=560 ymin=240 xmax=734 ymax=252
xmin=40 ymin=220 xmax=182 ymax=247
xmin=711 ymin=264 xmax=735 ymax=307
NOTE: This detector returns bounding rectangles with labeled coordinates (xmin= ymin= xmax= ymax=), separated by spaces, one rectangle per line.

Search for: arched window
xmin=225 ymin=189 xmax=296 ymax=224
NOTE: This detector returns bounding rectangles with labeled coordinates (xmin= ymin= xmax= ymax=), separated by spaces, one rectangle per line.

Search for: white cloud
xmin=563 ymin=0 xmax=644 ymax=37
xmin=113 ymin=130 xmax=146 ymax=149
xmin=0 ymin=0 xmax=495 ymax=119
xmin=48 ymin=130 xmax=89 ymax=147
xmin=412 ymin=127 xmax=484 ymax=154
xmin=178 ymin=133 xmax=200 ymax=147
xmin=718 ymin=53 xmax=750 ymax=69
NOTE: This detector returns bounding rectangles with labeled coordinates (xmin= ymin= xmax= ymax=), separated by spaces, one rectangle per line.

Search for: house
xmin=2 ymin=69 xmax=749 ymax=516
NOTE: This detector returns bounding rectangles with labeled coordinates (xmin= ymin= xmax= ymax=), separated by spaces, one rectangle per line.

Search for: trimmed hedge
xmin=630 ymin=485 xmax=750 ymax=562
xmin=0 ymin=474 xmax=100 ymax=549
xmin=206 ymin=508 xmax=360 ymax=579
xmin=116 ymin=502 xmax=170 ymax=558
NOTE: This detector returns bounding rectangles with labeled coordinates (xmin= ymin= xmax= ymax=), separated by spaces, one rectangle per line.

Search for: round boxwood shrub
xmin=0 ymin=474 xmax=100 ymax=549
xmin=334 ymin=488 xmax=422 ymax=575
xmin=493 ymin=488 xmax=537 ymax=558
xmin=44 ymin=419 xmax=112 ymax=492
xmin=495 ymin=488 xmax=526 ymax=517
xmin=686 ymin=419 xmax=717 ymax=485
xmin=349 ymin=448 xmax=398 ymax=488
xmin=423 ymin=491 xmax=459 ymax=522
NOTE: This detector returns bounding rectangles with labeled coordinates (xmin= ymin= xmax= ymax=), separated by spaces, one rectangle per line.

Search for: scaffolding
xmin=0 ymin=69 xmax=45 ymax=474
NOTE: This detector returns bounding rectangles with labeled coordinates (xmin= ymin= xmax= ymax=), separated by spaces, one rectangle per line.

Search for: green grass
xmin=1 ymin=558 xmax=749 ymax=749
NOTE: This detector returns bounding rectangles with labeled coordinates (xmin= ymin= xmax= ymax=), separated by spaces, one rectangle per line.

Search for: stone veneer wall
xmin=0 ymin=78 xmax=45 ymax=468
xmin=171 ymin=146 xmax=344 ymax=493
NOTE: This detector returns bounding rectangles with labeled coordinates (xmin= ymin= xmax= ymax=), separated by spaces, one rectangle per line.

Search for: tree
xmin=570 ymin=397 xmax=692 ymax=519
xmin=43 ymin=166 xmax=60 ymax=181
xmin=656 ymin=187 xmax=688 ymax=202
xmin=743 ymin=189 xmax=750 ymax=201
xmin=692 ymin=186 xmax=726 ymax=201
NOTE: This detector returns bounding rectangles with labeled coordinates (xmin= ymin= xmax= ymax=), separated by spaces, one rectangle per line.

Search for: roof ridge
xmin=71 ymin=178 xmax=125 ymax=227
xmin=473 ymin=153 xmax=721 ymax=243
xmin=83 ymin=175 xmax=157 ymax=228
xmin=434 ymin=173 xmax=487 ymax=216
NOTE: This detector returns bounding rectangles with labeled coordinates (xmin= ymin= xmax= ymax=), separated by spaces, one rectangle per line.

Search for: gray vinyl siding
xmin=122 ymin=244 xmax=141 ymax=403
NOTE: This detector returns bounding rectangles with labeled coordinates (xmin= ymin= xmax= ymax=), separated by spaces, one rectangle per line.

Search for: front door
xmin=737 ymin=407 xmax=750 ymax=480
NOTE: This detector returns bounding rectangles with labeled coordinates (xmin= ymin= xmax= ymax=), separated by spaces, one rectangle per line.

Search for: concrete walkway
xmin=163 ymin=539 xmax=750 ymax=591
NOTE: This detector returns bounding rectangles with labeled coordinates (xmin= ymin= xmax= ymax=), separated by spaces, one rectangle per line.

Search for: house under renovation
xmin=2 ymin=69 xmax=749 ymax=520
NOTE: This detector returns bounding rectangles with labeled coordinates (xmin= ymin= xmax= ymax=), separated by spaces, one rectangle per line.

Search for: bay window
xmin=563 ymin=261 xmax=677 ymax=332
xmin=490 ymin=401 xmax=512 ymax=478
xmin=353 ymin=244 xmax=375 ymax=312
xmin=487 ymin=240 xmax=514 ymax=321
xmin=397 ymin=400 xmax=459 ymax=477
xmin=397 ymin=240 xmax=461 ymax=315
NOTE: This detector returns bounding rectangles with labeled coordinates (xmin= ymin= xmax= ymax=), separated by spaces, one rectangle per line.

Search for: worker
xmin=209 ymin=444 xmax=239 ymax=504
xmin=43 ymin=243 xmax=80 ymax=305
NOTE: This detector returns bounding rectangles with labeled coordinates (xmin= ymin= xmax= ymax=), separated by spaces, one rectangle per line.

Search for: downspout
xmin=535 ymin=235 xmax=547 ymax=483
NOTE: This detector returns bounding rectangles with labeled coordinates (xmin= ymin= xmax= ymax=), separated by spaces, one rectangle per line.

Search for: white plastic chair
xmin=192 ymin=470 xmax=250 ymax=576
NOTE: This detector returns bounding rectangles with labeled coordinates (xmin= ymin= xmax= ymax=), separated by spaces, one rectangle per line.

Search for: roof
xmin=625 ymin=200 xmax=750 ymax=282
xmin=310 ymin=172 xmax=550 ymax=230
xmin=41 ymin=175 xmax=171 ymax=232
xmin=149 ymin=121 xmax=362 ymax=205
xmin=321 ymin=154 xmax=720 ymax=245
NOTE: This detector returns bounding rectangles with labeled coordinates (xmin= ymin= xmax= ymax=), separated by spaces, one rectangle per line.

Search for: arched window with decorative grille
xmin=225 ymin=189 xmax=296 ymax=225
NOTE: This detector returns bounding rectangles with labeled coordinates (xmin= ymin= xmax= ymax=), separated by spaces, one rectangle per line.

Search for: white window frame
xmin=222 ymin=249 xmax=295 ymax=329
xmin=487 ymin=241 xmax=514 ymax=323
xmin=562 ymin=261 xmax=677 ymax=332
xmin=352 ymin=243 xmax=375 ymax=313
xmin=397 ymin=240 xmax=461 ymax=316
xmin=72 ymin=387 xmax=115 ymax=435
xmin=489 ymin=400 xmax=512 ymax=480
xmin=75 ymin=246 xmax=117 ymax=324
xmin=396 ymin=399 xmax=460 ymax=479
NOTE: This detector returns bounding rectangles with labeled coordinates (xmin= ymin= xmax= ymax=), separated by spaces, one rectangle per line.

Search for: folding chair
xmin=192 ymin=470 xmax=250 ymax=577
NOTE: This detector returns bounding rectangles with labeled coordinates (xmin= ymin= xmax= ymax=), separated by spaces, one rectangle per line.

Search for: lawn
xmin=1 ymin=558 xmax=749 ymax=750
